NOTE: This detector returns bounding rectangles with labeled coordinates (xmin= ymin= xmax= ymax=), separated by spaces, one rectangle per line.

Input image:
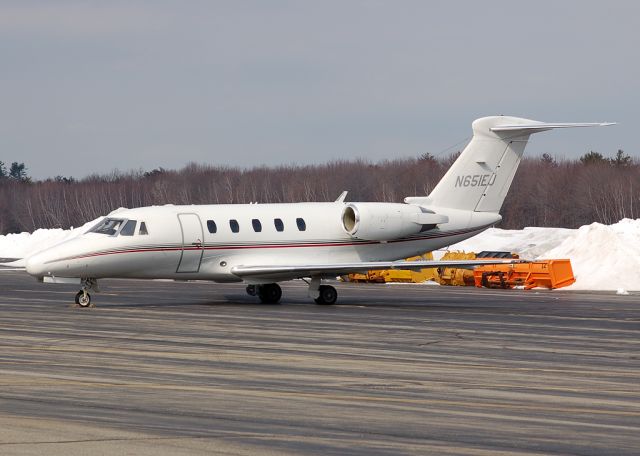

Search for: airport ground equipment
xmin=473 ymin=259 xmax=576 ymax=289
xmin=346 ymin=251 xmax=515 ymax=284
xmin=437 ymin=251 xmax=477 ymax=286
xmin=346 ymin=253 xmax=438 ymax=283
xmin=437 ymin=251 xmax=518 ymax=286
xmin=345 ymin=251 xmax=574 ymax=290
xmin=344 ymin=272 xmax=382 ymax=283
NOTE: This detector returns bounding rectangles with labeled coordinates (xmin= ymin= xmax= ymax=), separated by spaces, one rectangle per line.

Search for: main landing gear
xmin=246 ymin=283 xmax=282 ymax=304
xmin=245 ymin=280 xmax=338 ymax=305
xmin=314 ymin=285 xmax=338 ymax=305
xmin=307 ymin=277 xmax=338 ymax=305
xmin=75 ymin=278 xmax=98 ymax=308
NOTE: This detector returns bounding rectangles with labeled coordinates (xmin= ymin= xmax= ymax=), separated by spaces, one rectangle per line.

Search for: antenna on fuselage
xmin=335 ymin=191 xmax=348 ymax=203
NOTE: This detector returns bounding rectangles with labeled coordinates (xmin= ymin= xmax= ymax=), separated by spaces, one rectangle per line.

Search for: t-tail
xmin=406 ymin=116 xmax=614 ymax=213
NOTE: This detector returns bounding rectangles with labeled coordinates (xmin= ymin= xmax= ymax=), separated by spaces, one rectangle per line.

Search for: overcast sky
xmin=0 ymin=0 xmax=636 ymax=179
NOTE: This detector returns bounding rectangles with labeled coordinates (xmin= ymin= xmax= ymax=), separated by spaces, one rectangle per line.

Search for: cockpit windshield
xmin=119 ymin=220 xmax=137 ymax=236
xmin=88 ymin=218 xmax=125 ymax=236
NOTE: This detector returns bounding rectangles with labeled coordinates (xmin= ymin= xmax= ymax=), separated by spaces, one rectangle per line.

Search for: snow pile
xmin=539 ymin=219 xmax=640 ymax=292
xmin=445 ymin=218 xmax=640 ymax=291
xmin=0 ymin=217 xmax=102 ymax=266
xmin=440 ymin=226 xmax=576 ymax=259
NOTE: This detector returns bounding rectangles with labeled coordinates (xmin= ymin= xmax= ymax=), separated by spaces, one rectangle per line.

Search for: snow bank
xmin=539 ymin=219 xmax=640 ymax=291
xmin=0 ymin=217 xmax=102 ymax=266
xmin=439 ymin=226 xmax=576 ymax=259
xmin=445 ymin=218 xmax=640 ymax=291
xmin=1 ymin=216 xmax=638 ymax=292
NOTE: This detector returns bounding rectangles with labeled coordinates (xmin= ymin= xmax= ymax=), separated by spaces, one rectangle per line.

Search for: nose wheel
xmin=75 ymin=290 xmax=91 ymax=307
xmin=75 ymin=278 xmax=98 ymax=308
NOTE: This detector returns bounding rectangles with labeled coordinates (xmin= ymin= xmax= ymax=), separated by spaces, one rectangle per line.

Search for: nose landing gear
xmin=75 ymin=278 xmax=98 ymax=308
xmin=75 ymin=290 xmax=91 ymax=307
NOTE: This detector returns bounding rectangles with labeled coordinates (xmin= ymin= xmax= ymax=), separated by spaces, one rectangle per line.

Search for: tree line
xmin=0 ymin=151 xmax=637 ymax=234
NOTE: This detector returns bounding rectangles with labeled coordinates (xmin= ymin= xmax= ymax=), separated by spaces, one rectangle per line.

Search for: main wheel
xmin=314 ymin=285 xmax=337 ymax=305
xmin=258 ymin=283 xmax=282 ymax=304
xmin=75 ymin=290 xmax=91 ymax=308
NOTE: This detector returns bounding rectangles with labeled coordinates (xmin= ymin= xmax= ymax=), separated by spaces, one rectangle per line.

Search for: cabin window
xmin=207 ymin=220 xmax=217 ymax=234
xmin=139 ymin=221 xmax=148 ymax=235
xmin=88 ymin=218 xmax=125 ymax=236
xmin=120 ymin=220 xmax=137 ymax=236
xmin=296 ymin=217 xmax=306 ymax=231
xmin=229 ymin=219 xmax=240 ymax=233
xmin=274 ymin=218 xmax=284 ymax=232
xmin=252 ymin=219 xmax=262 ymax=232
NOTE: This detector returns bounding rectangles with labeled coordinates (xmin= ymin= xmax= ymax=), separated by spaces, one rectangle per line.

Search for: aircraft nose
xmin=26 ymin=246 xmax=68 ymax=277
xmin=25 ymin=238 xmax=91 ymax=278
xmin=25 ymin=252 xmax=48 ymax=277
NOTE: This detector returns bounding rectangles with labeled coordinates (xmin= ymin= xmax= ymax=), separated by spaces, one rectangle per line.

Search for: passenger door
xmin=176 ymin=213 xmax=204 ymax=273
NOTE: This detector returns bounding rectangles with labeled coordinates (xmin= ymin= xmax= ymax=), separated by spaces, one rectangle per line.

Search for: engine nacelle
xmin=341 ymin=203 xmax=448 ymax=241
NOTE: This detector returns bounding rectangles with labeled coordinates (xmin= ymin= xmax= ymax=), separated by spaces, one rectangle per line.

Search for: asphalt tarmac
xmin=0 ymin=269 xmax=638 ymax=455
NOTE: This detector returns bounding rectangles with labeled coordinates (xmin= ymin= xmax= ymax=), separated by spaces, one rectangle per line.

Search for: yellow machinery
xmin=435 ymin=251 xmax=518 ymax=286
xmin=436 ymin=251 xmax=478 ymax=286
xmin=346 ymin=252 xmax=438 ymax=283
xmin=346 ymin=250 xmax=574 ymax=290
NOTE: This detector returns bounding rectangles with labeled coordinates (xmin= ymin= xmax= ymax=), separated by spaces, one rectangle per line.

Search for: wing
xmin=231 ymin=259 xmax=523 ymax=282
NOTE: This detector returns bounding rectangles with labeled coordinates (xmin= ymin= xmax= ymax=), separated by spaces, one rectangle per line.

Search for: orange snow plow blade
xmin=474 ymin=259 xmax=576 ymax=290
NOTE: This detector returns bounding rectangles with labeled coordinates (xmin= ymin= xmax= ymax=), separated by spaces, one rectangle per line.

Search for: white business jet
xmin=25 ymin=116 xmax=612 ymax=307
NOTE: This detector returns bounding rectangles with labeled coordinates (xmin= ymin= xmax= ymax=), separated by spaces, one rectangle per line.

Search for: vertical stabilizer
xmin=409 ymin=116 xmax=613 ymax=212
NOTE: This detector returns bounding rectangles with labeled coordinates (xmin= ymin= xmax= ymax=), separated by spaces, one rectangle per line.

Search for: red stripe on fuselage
xmin=64 ymin=225 xmax=488 ymax=261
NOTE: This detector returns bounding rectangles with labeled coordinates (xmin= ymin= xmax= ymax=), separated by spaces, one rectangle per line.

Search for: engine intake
xmin=341 ymin=203 xmax=447 ymax=241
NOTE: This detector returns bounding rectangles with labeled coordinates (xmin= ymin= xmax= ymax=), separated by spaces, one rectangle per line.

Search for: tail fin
xmin=406 ymin=116 xmax=613 ymax=212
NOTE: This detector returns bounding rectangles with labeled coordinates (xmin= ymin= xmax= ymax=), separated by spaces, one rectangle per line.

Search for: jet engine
xmin=341 ymin=203 xmax=448 ymax=241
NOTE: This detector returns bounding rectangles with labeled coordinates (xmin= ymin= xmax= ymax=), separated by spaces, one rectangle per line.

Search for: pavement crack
xmin=0 ymin=434 xmax=232 ymax=447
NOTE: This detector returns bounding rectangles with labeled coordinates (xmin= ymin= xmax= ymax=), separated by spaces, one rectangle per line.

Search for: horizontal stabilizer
xmin=491 ymin=122 xmax=615 ymax=133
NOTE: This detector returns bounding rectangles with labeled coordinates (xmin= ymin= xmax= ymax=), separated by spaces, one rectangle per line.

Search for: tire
xmin=258 ymin=284 xmax=282 ymax=304
xmin=246 ymin=285 xmax=257 ymax=296
xmin=75 ymin=291 xmax=91 ymax=307
xmin=314 ymin=285 xmax=337 ymax=305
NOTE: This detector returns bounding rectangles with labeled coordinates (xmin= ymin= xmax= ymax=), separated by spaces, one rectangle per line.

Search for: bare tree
xmin=0 ymin=153 xmax=638 ymax=234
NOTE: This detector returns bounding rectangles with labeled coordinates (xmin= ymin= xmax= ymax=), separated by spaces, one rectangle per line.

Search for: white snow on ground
xmin=443 ymin=218 xmax=640 ymax=291
xmin=1 ymin=217 xmax=638 ymax=291
xmin=438 ymin=226 xmax=576 ymax=260
xmin=0 ymin=218 xmax=103 ymax=267
xmin=539 ymin=219 xmax=640 ymax=292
